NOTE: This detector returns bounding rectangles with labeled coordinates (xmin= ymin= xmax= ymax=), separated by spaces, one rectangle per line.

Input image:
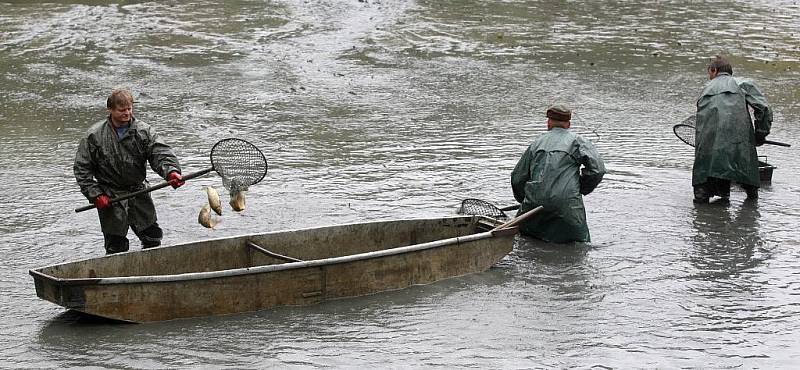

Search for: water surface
xmin=1 ymin=0 xmax=799 ymax=368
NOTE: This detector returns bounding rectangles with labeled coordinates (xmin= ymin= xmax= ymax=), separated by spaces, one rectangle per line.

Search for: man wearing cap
xmin=510 ymin=105 xmax=606 ymax=243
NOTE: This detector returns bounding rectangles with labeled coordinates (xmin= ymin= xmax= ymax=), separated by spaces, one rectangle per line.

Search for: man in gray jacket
xmin=74 ymin=89 xmax=184 ymax=254
xmin=511 ymin=105 xmax=605 ymax=243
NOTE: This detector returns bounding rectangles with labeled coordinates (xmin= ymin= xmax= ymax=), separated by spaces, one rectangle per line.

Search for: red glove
xmin=167 ymin=171 xmax=185 ymax=189
xmin=95 ymin=194 xmax=112 ymax=209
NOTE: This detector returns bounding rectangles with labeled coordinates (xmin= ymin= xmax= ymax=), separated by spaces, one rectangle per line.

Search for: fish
xmin=205 ymin=186 xmax=222 ymax=216
xmin=198 ymin=204 xmax=218 ymax=229
xmin=229 ymin=190 xmax=246 ymax=212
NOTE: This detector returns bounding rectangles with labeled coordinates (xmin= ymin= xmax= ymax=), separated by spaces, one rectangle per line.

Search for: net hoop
xmin=210 ymin=138 xmax=268 ymax=193
xmin=672 ymin=123 xmax=696 ymax=148
xmin=457 ymin=198 xmax=509 ymax=220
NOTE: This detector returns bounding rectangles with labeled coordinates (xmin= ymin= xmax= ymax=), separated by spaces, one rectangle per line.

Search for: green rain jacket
xmin=511 ymin=127 xmax=605 ymax=243
xmin=693 ymin=73 xmax=772 ymax=187
xmin=74 ymin=116 xmax=180 ymax=236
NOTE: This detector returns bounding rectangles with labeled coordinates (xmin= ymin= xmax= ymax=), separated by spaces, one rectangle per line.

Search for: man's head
xmin=707 ymin=55 xmax=733 ymax=80
xmin=546 ymin=104 xmax=571 ymax=130
xmin=106 ymin=89 xmax=134 ymax=126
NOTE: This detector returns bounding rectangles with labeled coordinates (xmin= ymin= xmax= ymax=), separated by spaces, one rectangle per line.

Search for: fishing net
xmin=210 ymin=138 xmax=268 ymax=193
xmin=673 ymin=115 xmax=790 ymax=148
xmin=673 ymin=125 xmax=696 ymax=147
xmin=456 ymin=199 xmax=509 ymax=220
xmin=74 ymin=138 xmax=267 ymax=213
xmin=670 ymin=115 xmax=697 ymax=147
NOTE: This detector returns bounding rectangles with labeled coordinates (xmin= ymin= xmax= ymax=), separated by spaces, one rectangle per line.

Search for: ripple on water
xmin=2 ymin=0 xmax=800 ymax=368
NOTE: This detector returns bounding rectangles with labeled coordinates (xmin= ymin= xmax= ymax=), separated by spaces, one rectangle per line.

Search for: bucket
xmin=759 ymin=155 xmax=775 ymax=183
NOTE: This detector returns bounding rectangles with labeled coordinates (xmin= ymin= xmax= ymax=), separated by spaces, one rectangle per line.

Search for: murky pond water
xmin=2 ymin=0 xmax=799 ymax=368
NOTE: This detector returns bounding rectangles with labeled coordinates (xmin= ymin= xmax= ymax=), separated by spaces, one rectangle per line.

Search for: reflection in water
xmin=35 ymin=270 xmax=516 ymax=368
xmin=689 ymin=199 xmax=765 ymax=280
xmin=510 ymin=236 xmax=592 ymax=275
xmin=680 ymin=199 xmax=784 ymax=358
xmin=508 ymin=236 xmax=600 ymax=302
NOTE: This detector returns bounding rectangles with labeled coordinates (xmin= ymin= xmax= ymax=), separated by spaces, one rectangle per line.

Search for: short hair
xmin=708 ymin=55 xmax=733 ymax=75
xmin=106 ymin=89 xmax=134 ymax=109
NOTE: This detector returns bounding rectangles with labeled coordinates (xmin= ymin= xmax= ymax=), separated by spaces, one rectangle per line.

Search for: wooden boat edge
xmin=29 ymin=215 xmax=514 ymax=286
xmin=31 ymin=228 xmax=516 ymax=286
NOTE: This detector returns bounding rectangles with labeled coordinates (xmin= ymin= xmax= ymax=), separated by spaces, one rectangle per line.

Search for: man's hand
xmin=95 ymin=194 xmax=112 ymax=209
xmin=167 ymin=171 xmax=185 ymax=189
xmin=755 ymin=133 xmax=766 ymax=147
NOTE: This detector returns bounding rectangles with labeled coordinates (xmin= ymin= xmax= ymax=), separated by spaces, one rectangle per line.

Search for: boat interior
xmin=36 ymin=215 xmax=501 ymax=280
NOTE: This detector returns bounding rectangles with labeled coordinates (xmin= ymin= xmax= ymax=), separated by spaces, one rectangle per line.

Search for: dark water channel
xmin=1 ymin=1 xmax=799 ymax=368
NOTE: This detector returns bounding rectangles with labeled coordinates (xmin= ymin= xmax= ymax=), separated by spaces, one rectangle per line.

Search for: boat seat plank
xmin=247 ymin=241 xmax=303 ymax=262
xmin=476 ymin=219 xmax=498 ymax=232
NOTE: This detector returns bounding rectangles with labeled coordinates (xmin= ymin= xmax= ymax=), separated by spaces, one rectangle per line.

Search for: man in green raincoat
xmin=693 ymin=56 xmax=773 ymax=203
xmin=511 ymin=105 xmax=605 ymax=243
xmin=74 ymin=89 xmax=185 ymax=254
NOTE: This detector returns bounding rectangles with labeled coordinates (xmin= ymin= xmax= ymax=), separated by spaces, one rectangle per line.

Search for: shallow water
xmin=1 ymin=0 xmax=799 ymax=368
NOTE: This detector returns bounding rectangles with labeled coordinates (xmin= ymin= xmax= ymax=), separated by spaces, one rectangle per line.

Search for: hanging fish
xmin=198 ymin=204 xmax=218 ymax=229
xmin=229 ymin=190 xmax=246 ymax=212
xmin=205 ymin=186 xmax=222 ymax=216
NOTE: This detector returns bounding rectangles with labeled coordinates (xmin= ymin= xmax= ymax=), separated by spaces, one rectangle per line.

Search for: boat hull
xmin=31 ymin=216 xmax=515 ymax=322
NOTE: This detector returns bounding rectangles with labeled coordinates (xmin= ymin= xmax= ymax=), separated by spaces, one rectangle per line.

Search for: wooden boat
xmin=30 ymin=215 xmax=520 ymax=323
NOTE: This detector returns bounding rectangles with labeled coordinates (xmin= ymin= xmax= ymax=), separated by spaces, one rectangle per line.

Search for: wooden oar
xmin=492 ymin=205 xmax=543 ymax=231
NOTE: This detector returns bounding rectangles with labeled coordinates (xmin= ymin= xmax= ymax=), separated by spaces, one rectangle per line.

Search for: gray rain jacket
xmin=693 ymin=73 xmax=772 ymax=187
xmin=511 ymin=127 xmax=605 ymax=243
xmin=74 ymin=116 xmax=180 ymax=236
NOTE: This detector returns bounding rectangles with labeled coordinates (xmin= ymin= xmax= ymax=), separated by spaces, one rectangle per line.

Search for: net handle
xmin=764 ymin=140 xmax=792 ymax=147
xmin=75 ymin=138 xmax=268 ymax=213
xmin=673 ymin=123 xmax=791 ymax=148
xmin=74 ymin=167 xmax=214 ymax=213
xmin=492 ymin=206 xmax=543 ymax=231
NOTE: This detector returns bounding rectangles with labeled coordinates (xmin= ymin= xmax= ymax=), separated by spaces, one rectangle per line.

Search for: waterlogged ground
xmin=1 ymin=0 xmax=799 ymax=368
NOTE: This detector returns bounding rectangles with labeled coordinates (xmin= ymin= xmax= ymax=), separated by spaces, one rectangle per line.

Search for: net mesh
xmin=210 ymin=138 xmax=268 ymax=193
xmin=457 ymin=199 xmax=508 ymax=220
xmin=673 ymin=116 xmax=696 ymax=148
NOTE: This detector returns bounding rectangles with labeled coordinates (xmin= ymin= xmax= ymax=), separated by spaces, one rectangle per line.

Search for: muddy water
xmin=1 ymin=0 xmax=799 ymax=368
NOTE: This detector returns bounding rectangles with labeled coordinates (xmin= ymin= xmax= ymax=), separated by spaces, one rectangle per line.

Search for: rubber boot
xmin=742 ymin=184 xmax=759 ymax=199
xmin=134 ymin=222 xmax=163 ymax=249
xmin=693 ymin=185 xmax=710 ymax=204
xmin=104 ymin=234 xmax=130 ymax=254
